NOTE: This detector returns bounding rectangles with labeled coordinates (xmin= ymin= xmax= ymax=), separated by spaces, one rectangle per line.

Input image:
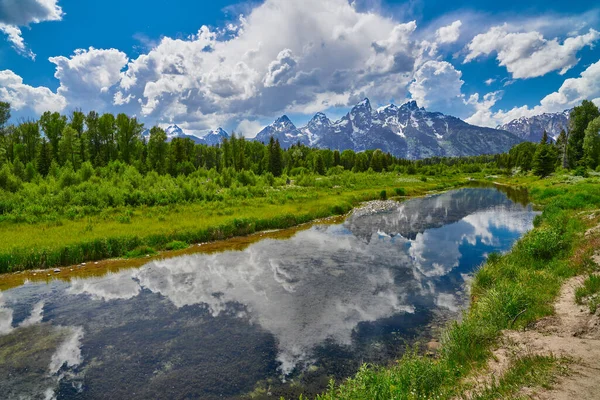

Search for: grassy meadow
xmin=0 ymin=171 xmax=469 ymax=273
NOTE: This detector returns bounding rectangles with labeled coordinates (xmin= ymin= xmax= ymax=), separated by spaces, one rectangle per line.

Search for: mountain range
xmin=149 ymin=99 xmax=573 ymax=159
xmin=497 ymin=110 xmax=570 ymax=142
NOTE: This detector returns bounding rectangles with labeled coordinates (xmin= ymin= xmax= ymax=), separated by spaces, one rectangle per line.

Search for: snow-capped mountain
xmin=202 ymin=128 xmax=230 ymax=146
xmin=142 ymin=124 xmax=206 ymax=144
xmin=497 ymin=110 xmax=570 ymax=142
xmin=254 ymin=98 xmax=522 ymax=159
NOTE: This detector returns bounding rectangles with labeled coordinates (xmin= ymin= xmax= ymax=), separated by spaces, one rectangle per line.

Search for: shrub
xmin=394 ymin=187 xmax=406 ymax=196
xmin=125 ymin=246 xmax=156 ymax=258
xmin=379 ymin=190 xmax=387 ymax=200
xmin=523 ymin=227 xmax=564 ymax=260
xmin=165 ymin=241 xmax=188 ymax=251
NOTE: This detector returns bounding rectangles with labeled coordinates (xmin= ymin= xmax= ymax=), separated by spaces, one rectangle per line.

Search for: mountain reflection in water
xmin=0 ymin=187 xmax=537 ymax=400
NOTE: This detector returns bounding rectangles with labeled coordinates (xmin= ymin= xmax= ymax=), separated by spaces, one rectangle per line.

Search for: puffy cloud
xmin=0 ymin=69 xmax=66 ymax=114
xmin=465 ymin=91 xmax=503 ymax=127
xmin=436 ymin=20 xmax=462 ymax=44
xmin=264 ymin=49 xmax=298 ymax=87
xmin=0 ymin=0 xmax=63 ymax=26
xmin=235 ymin=119 xmax=265 ymax=138
xmin=49 ymin=47 xmax=129 ymax=108
xmin=465 ymin=25 xmax=600 ymax=79
xmin=408 ymin=60 xmax=464 ymax=110
xmin=485 ymin=78 xmax=496 ymax=86
xmin=115 ymin=0 xmax=418 ymax=130
xmin=0 ymin=0 xmax=64 ymax=58
xmin=468 ymin=60 xmax=600 ymax=127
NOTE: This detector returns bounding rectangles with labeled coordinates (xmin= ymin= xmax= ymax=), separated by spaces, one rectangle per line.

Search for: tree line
xmin=496 ymin=100 xmax=600 ymax=177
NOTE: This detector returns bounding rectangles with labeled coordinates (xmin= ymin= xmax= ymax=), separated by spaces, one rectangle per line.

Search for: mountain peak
xmin=352 ymin=98 xmax=372 ymax=111
xmin=400 ymin=100 xmax=420 ymax=111
xmin=272 ymin=115 xmax=297 ymax=131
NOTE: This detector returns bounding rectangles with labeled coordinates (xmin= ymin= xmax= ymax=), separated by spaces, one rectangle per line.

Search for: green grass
xmin=316 ymin=173 xmax=600 ymax=400
xmin=0 ymin=172 xmax=468 ymax=273
xmin=575 ymin=274 xmax=600 ymax=314
xmin=468 ymin=355 xmax=566 ymax=400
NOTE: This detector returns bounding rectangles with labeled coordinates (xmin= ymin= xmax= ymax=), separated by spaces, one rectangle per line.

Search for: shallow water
xmin=0 ymin=187 xmax=537 ymax=399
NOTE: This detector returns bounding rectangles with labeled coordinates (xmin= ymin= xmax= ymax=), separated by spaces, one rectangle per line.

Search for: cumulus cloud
xmin=114 ymin=0 xmax=419 ymax=130
xmin=0 ymin=0 xmax=63 ymax=26
xmin=468 ymin=60 xmax=600 ymax=127
xmin=465 ymin=25 xmax=600 ymax=79
xmin=49 ymin=47 xmax=129 ymax=108
xmin=408 ymin=60 xmax=464 ymax=110
xmin=235 ymin=119 xmax=265 ymax=138
xmin=0 ymin=0 xmax=64 ymax=59
xmin=0 ymin=69 xmax=66 ymax=114
xmin=436 ymin=20 xmax=462 ymax=44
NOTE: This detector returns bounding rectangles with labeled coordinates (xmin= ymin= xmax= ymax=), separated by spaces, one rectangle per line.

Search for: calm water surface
xmin=0 ymin=187 xmax=536 ymax=399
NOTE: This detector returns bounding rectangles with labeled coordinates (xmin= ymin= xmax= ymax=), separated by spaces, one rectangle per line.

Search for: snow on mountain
xmin=202 ymin=128 xmax=230 ymax=146
xmin=497 ymin=110 xmax=570 ymax=142
xmin=254 ymin=98 xmax=522 ymax=159
xmin=142 ymin=124 xmax=206 ymax=144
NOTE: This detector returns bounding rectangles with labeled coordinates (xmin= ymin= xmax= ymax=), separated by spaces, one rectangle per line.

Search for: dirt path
xmin=482 ymin=273 xmax=600 ymax=399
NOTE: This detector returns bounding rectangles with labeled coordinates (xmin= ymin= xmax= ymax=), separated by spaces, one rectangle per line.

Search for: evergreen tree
xmin=532 ymin=131 xmax=557 ymax=177
xmin=268 ymin=137 xmax=283 ymax=176
xmin=314 ymin=153 xmax=325 ymax=175
xmin=583 ymin=116 xmax=600 ymax=170
xmin=37 ymin=138 xmax=52 ymax=176
xmin=567 ymin=100 xmax=600 ymax=167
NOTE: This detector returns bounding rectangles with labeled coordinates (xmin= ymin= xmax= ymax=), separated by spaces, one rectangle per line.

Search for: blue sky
xmin=1 ymin=0 xmax=599 ymax=136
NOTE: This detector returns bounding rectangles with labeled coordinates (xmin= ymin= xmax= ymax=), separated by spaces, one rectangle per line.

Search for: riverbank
xmin=316 ymin=173 xmax=600 ymax=399
xmin=0 ymin=172 xmax=470 ymax=275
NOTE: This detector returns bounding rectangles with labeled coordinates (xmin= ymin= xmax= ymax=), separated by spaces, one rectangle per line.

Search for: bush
xmin=379 ymin=190 xmax=387 ymax=200
xmin=394 ymin=187 xmax=406 ymax=196
xmin=165 ymin=241 xmax=189 ymax=251
xmin=573 ymin=166 xmax=588 ymax=177
xmin=523 ymin=227 xmax=564 ymax=260
xmin=125 ymin=246 xmax=156 ymax=258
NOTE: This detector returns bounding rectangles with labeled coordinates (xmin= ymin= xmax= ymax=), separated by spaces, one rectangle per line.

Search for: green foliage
xmin=583 ymin=116 xmax=600 ymax=169
xmin=568 ymin=100 xmax=600 ymax=167
xmin=575 ymin=274 xmax=600 ymax=314
xmin=165 ymin=241 xmax=189 ymax=251
xmin=379 ymin=190 xmax=387 ymax=200
xmin=125 ymin=245 xmax=157 ymax=258
xmin=394 ymin=188 xmax=406 ymax=196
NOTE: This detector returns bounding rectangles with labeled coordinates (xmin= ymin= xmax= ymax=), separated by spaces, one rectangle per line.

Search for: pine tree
xmin=268 ymin=137 xmax=283 ymax=177
xmin=314 ymin=153 xmax=325 ymax=175
xmin=532 ymin=131 xmax=557 ymax=177
xmin=37 ymin=138 xmax=52 ymax=176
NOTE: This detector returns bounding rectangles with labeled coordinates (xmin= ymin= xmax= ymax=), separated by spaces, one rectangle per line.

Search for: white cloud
xmin=485 ymin=78 xmax=496 ymax=86
xmin=264 ymin=48 xmax=298 ymax=87
xmin=465 ymin=25 xmax=600 ymax=79
xmin=408 ymin=60 xmax=464 ymax=110
xmin=436 ymin=20 xmax=462 ymax=44
xmin=0 ymin=0 xmax=63 ymax=26
xmin=0 ymin=69 xmax=66 ymax=114
xmin=49 ymin=47 xmax=129 ymax=107
xmin=0 ymin=23 xmax=35 ymax=59
xmin=465 ymin=91 xmax=503 ymax=127
xmin=468 ymin=60 xmax=600 ymax=127
xmin=0 ymin=0 xmax=64 ymax=58
xmin=235 ymin=119 xmax=265 ymax=138
xmin=115 ymin=0 xmax=418 ymax=130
